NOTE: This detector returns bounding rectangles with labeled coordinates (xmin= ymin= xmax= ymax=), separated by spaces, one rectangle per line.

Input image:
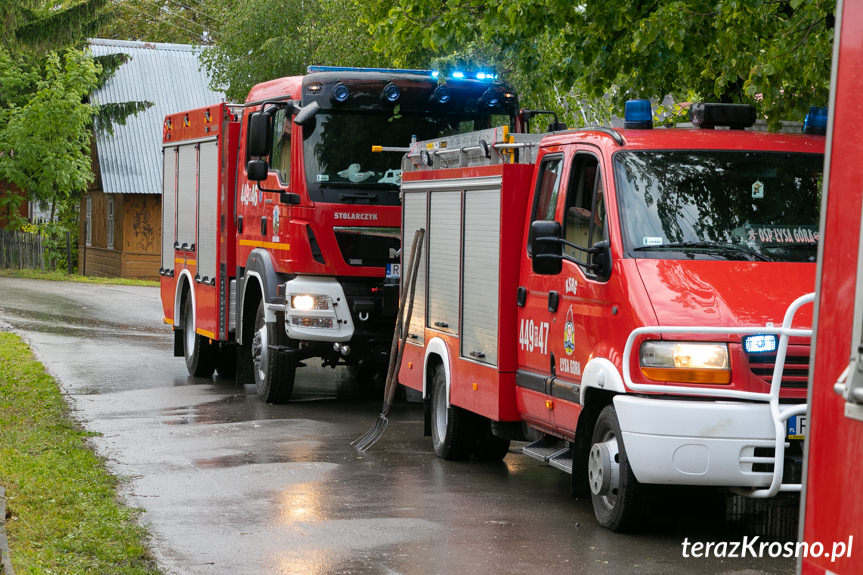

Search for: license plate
xmin=386 ymin=263 xmax=401 ymax=279
xmin=786 ymin=414 xmax=807 ymax=440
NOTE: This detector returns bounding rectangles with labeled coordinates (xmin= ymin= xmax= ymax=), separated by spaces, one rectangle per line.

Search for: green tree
xmin=1 ymin=0 xmax=109 ymax=52
xmin=201 ymin=0 xmax=389 ymax=101
xmin=364 ymin=0 xmax=835 ymax=127
xmin=0 ymin=1 xmax=109 ymax=230
xmin=99 ymin=0 xmax=215 ymax=45
xmin=0 ymin=49 xmax=100 ymax=226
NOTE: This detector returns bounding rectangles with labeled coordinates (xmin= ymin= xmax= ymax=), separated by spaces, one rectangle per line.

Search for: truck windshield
xmin=303 ymin=110 xmax=507 ymax=205
xmin=614 ymin=151 xmax=823 ymax=263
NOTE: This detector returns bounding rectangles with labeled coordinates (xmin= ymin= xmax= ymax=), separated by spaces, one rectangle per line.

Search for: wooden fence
xmin=0 ymin=229 xmax=44 ymax=270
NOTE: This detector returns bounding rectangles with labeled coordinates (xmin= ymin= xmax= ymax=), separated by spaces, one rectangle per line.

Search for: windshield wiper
xmin=316 ymin=181 xmax=398 ymax=190
xmin=633 ymin=241 xmax=773 ymax=262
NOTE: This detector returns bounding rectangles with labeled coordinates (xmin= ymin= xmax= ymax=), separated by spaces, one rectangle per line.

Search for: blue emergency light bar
xmin=803 ymin=106 xmax=828 ymax=135
xmin=743 ymin=334 xmax=778 ymax=354
xmin=624 ymin=99 xmax=653 ymax=129
xmin=307 ymin=65 xmax=498 ymax=82
xmin=308 ymin=65 xmax=436 ymax=76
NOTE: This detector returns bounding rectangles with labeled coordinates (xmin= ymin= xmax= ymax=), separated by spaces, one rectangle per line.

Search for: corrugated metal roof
xmin=89 ymin=39 xmax=224 ymax=195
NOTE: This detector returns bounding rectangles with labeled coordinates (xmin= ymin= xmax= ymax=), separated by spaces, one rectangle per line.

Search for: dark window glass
xmin=302 ymin=111 xmax=502 ymax=206
xmin=614 ymin=151 xmax=823 ymax=263
xmin=269 ymin=108 xmax=291 ymax=185
xmin=531 ymin=158 xmax=563 ymax=222
xmin=563 ymin=155 xmax=607 ymax=268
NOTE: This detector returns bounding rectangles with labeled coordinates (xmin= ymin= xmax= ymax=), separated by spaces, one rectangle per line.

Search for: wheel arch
xmin=238 ymin=272 xmax=264 ymax=346
xmin=238 ymin=248 xmax=287 ymax=345
xmin=579 ymin=356 xmax=626 ymax=405
xmin=174 ymin=269 xmax=196 ymax=328
xmin=423 ymin=337 xmax=452 ymax=405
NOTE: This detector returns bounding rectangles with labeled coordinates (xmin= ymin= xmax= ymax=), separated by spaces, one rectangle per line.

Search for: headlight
xmin=290 ymin=294 xmax=332 ymax=311
xmin=640 ymin=341 xmax=731 ymax=384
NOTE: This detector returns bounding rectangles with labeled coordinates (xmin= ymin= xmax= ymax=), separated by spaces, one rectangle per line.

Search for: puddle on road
xmin=0 ymin=305 xmax=165 ymax=337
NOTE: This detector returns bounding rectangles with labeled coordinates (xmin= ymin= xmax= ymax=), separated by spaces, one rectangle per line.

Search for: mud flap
xmin=173 ymin=328 xmax=184 ymax=357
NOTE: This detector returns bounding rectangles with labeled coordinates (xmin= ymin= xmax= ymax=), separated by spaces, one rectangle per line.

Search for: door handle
xmin=548 ymin=291 xmax=559 ymax=313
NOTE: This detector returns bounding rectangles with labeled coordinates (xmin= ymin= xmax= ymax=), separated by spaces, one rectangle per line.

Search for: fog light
xmin=290 ymin=316 xmax=335 ymax=329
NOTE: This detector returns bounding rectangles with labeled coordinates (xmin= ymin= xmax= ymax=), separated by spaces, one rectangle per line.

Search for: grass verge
xmin=0 ymin=332 xmax=160 ymax=574
xmin=0 ymin=269 xmax=158 ymax=287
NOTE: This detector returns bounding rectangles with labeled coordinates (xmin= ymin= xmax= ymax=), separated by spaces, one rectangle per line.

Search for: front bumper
xmin=614 ymin=395 xmax=799 ymax=488
xmin=283 ymin=276 xmax=355 ymax=342
xmin=282 ymin=275 xmax=397 ymax=343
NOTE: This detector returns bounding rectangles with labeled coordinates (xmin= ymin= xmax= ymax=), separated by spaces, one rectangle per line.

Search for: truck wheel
xmin=472 ymin=417 xmax=510 ymax=461
xmin=430 ymin=364 xmax=475 ymax=460
xmin=183 ymin=296 xmax=216 ymax=378
xmin=252 ymin=300 xmax=295 ymax=403
xmin=588 ymin=404 xmax=647 ymax=531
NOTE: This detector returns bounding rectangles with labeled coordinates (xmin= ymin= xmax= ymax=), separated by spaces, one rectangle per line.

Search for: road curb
xmin=0 ymin=486 xmax=14 ymax=575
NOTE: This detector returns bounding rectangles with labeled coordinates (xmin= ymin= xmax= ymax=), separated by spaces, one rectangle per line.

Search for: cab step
xmin=523 ymin=436 xmax=573 ymax=474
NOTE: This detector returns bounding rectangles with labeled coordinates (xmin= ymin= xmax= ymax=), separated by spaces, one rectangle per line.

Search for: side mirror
xmin=248 ymin=111 xmax=272 ymax=157
xmin=294 ymin=101 xmax=320 ymax=126
xmin=592 ymin=240 xmax=612 ymax=281
xmin=530 ymin=220 xmax=563 ymax=275
xmin=246 ymin=159 xmax=268 ymax=182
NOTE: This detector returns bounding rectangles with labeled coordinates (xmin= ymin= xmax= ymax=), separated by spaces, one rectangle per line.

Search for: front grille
xmin=334 ymin=228 xmax=399 ymax=267
xmin=746 ymin=350 xmax=809 ymax=388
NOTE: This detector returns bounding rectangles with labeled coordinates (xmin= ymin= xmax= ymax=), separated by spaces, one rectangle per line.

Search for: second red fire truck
xmin=397 ymin=102 xmax=825 ymax=530
xmin=159 ymin=66 xmax=519 ymax=402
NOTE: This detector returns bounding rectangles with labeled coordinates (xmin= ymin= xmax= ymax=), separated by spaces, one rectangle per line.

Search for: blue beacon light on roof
xmin=803 ymin=106 xmax=828 ymax=135
xmin=624 ymin=99 xmax=653 ymax=129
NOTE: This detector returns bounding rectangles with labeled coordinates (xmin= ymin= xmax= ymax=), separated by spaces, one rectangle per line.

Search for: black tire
xmin=430 ymin=364 xmax=475 ymax=460
xmin=182 ymin=295 xmax=216 ymax=378
xmin=472 ymin=417 xmax=510 ymax=461
xmin=588 ymin=404 xmax=648 ymax=531
xmin=251 ymin=299 xmax=295 ymax=403
xmin=215 ymin=344 xmax=237 ymax=378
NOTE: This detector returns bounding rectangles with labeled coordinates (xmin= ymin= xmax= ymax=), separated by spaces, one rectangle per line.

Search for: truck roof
xmin=541 ymin=126 xmax=825 ymax=154
xmin=245 ymin=76 xmax=303 ymax=105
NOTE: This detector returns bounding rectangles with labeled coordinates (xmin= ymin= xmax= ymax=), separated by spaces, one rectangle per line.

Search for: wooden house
xmin=80 ymin=39 xmax=223 ymax=279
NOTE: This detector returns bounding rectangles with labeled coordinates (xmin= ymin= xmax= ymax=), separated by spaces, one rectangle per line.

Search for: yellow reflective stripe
xmin=174 ymin=258 xmax=197 ymax=265
xmin=164 ymin=317 xmax=174 ymax=326
xmin=239 ymin=239 xmax=291 ymax=251
xmin=196 ymin=328 xmax=215 ymax=339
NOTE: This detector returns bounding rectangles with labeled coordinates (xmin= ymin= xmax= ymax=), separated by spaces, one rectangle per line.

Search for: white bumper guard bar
xmin=621 ymin=292 xmax=814 ymax=498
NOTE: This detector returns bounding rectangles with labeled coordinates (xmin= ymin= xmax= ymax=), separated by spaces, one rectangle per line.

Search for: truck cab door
xmin=517 ymin=152 xmax=565 ymax=429
xmin=551 ymin=150 xmax=612 ymax=433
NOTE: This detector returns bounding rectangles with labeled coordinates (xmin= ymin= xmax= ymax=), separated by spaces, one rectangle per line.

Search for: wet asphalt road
xmin=0 ymin=277 xmax=798 ymax=575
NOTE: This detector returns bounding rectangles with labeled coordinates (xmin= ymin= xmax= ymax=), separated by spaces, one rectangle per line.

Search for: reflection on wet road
xmin=0 ymin=278 xmax=797 ymax=574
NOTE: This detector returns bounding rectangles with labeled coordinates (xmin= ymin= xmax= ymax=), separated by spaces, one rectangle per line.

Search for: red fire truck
xmin=159 ymin=66 xmax=519 ymax=403
xmin=799 ymin=1 xmax=862 ymax=572
xmin=397 ymin=103 xmax=825 ymax=530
